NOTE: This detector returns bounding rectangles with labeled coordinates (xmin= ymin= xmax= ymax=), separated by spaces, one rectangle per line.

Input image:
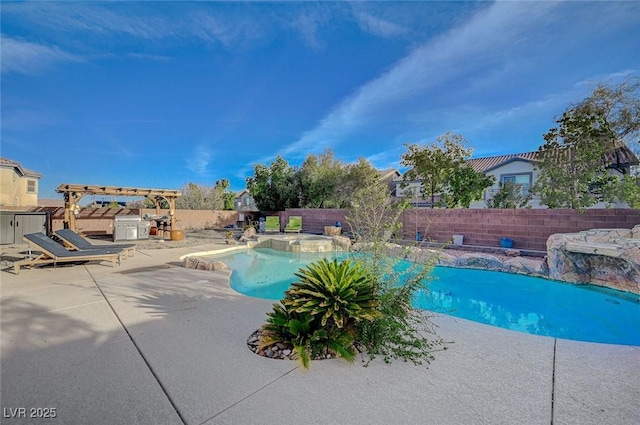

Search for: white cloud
xmin=126 ymin=53 xmax=171 ymax=61
xmin=1 ymin=36 xmax=82 ymax=74
xmin=354 ymin=12 xmax=408 ymax=38
xmin=274 ymin=2 xmax=554 ymax=156
xmin=186 ymin=145 xmax=212 ymax=176
xmin=3 ymin=2 xmax=173 ymax=40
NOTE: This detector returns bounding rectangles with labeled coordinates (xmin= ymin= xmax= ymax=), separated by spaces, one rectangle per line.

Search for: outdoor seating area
xmin=13 ymin=232 xmax=122 ymax=275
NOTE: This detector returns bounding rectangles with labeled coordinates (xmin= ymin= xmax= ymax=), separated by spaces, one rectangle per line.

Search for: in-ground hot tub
xmin=248 ymin=234 xmax=348 ymax=253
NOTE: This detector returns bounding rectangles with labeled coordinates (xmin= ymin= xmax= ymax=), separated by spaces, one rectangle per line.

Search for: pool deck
xmin=1 ymin=239 xmax=639 ymax=424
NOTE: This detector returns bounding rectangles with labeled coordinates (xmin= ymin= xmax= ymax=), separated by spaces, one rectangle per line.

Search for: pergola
xmin=56 ymin=184 xmax=182 ymax=231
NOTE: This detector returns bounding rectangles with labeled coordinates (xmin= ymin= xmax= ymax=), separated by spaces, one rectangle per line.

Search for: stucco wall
xmin=140 ymin=209 xmax=238 ymax=230
xmin=0 ymin=168 xmax=39 ymax=207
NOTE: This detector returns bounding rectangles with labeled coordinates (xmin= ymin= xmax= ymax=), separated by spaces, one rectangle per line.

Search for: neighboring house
xmin=377 ymin=168 xmax=402 ymax=196
xmin=235 ymin=189 xmax=259 ymax=226
xmin=468 ymin=151 xmax=540 ymax=208
xmin=394 ymin=144 xmax=639 ymax=209
xmin=235 ymin=189 xmax=258 ymax=212
xmin=0 ymin=157 xmax=42 ymax=207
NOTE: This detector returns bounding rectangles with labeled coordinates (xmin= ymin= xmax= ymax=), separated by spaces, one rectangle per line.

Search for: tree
xmin=486 ymin=181 xmax=532 ymax=208
xmin=579 ymin=77 xmax=640 ymax=159
xmin=246 ymin=156 xmax=300 ymax=211
xmin=614 ymin=175 xmax=640 ymax=208
xmin=400 ymin=132 xmax=494 ymax=208
xmin=213 ymin=179 xmax=237 ymax=211
xmin=298 ymin=149 xmax=345 ymax=208
xmin=334 ymin=157 xmax=380 ymax=208
xmin=176 ymin=182 xmax=225 ymax=210
xmin=445 ymin=165 xmax=495 ymax=208
xmin=531 ymin=79 xmax=640 ymax=209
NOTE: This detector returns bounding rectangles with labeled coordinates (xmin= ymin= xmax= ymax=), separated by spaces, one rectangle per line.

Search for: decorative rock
xmin=183 ymin=256 xmax=230 ymax=272
xmin=436 ymin=252 xmax=457 ymax=267
xmin=455 ymin=253 xmax=503 ymax=271
xmin=547 ymin=227 xmax=640 ymax=294
xmin=240 ymin=227 xmax=257 ymax=242
xmin=332 ymin=235 xmax=352 ymax=251
xmin=505 ymin=249 xmax=521 ymax=257
xmin=503 ymin=257 xmax=548 ymax=277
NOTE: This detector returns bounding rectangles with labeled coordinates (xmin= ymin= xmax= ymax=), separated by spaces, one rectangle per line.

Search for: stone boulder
xmin=502 ymin=257 xmax=548 ymax=277
xmin=435 ymin=251 xmax=457 ymax=267
xmin=547 ymin=226 xmax=640 ymax=294
xmin=183 ymin=256 xmax=230 ymax=272
xmin=331 ymin=235 xmax=352 ymax=251
xmin=240 ymin=226 xmax=257 ymax=242
xmin=455 ymin=253 xmax=503 ymax=271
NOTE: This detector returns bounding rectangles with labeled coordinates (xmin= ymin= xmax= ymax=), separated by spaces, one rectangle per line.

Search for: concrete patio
xmin=1 ymin=241 xmax=639 ymax=424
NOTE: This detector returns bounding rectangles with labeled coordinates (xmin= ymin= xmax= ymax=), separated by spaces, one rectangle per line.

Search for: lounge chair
xmin=265 ymin=216 xmax=280 ymax=233
xmin=13 ymin=233 xmax=122 ymax=275
xmin=284 ymin=216 xmax=302 ymax=233
xmin=56 ymin=228 xmax=136 ymax=257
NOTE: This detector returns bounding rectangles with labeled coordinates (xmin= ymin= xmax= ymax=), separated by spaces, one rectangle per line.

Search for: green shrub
xmin=347 ymin=179 xmax=447 ymax=365
xmin=260 ymin=258 xmax=379 ymax=368
xmin=285 ymin=258 xmax=381 ymax=328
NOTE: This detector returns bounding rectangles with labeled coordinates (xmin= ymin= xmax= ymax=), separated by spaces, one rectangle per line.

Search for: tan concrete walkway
xmin=1 ymin=241 xmax=638 ymax=424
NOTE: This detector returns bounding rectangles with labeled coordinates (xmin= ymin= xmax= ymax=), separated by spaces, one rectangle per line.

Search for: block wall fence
xmin=282 ymin=208 xmax=640 ymax=252
xmin=26 ymin=206 xmax=639 ymax=251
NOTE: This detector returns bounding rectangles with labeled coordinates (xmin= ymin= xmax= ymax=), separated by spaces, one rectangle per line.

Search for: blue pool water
xmin=217 ymin=248 xmax=640 ymax=345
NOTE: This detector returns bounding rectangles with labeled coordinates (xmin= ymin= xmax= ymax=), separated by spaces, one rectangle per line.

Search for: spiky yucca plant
xmin=284 ymin=258 xmax=381 ymax=329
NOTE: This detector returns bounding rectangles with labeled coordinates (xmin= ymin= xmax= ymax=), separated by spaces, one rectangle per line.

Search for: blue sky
xmin=2 ymin=1 xmax=639 ymax=200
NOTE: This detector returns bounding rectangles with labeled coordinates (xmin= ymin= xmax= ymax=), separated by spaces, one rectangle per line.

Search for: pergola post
xmin=170 ymin=198 xmax=176 ymax=229
xmin=62 ymin=192 xmax=81 ymax=231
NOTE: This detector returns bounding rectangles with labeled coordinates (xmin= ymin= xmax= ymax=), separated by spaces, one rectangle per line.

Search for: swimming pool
xmin=214 ymin=248 xmax=640 ymax=345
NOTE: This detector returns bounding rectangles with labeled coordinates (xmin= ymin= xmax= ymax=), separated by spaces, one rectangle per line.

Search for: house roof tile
xmin=467 ymin=143 xmax=638 ymax=173
xmin=0 ymin=157 xmax=43 ymax=178
xmin=468 ymin=152 xmax=538 ymax=173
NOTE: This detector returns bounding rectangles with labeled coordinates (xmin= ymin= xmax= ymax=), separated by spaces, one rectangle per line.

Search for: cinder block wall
xmin=283 ymin=208 xmax=640 ymax=251
xmin=404 ymin=209 xmax=640 ymax=250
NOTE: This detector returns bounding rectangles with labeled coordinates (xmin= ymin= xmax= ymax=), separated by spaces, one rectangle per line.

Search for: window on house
xmin=244 ymin=197 xmax=250 ymax=206
xmin=27 ymin=179 xmax=37 ymax=194
xmin=501 ymin=174 xmax=531 ymax=194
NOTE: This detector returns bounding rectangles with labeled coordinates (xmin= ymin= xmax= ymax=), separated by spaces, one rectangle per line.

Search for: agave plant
xmin=260 ymin=302 xmax=356 ymax=368
xmin=284 ymin=258 xmax=381 ymax=330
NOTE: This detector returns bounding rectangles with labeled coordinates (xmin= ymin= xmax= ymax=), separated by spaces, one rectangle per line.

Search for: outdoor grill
xmin=113 ymin=216 xmax=150 ymax=241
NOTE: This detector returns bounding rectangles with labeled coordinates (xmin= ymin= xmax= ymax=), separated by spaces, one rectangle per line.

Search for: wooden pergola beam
xmin=56 ymin=184 xmax=181 ymax=198
xmin=56 ymin=183 xmax=182 ymax=231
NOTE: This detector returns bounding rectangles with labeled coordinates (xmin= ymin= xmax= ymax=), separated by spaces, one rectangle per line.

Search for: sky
xmin=2 ymin=1 xmax=639 ymax=201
